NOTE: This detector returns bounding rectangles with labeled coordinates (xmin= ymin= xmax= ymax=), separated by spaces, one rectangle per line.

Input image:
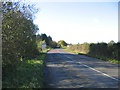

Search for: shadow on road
xmin=43 ymin=51 xmax=119 ymax=88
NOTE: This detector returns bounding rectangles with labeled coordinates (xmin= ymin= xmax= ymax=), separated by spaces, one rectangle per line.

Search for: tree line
xmin=1 ymin=1 xmax=60 ymax=75
xmin=67 ymin=40 xmax=119 ymax=60
xmin=36 ymin=33 xmax=58 ymax=50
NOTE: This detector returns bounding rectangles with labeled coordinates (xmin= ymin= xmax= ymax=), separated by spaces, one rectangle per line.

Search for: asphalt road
xmin=44 ymin=48 xmax=120 ymax=88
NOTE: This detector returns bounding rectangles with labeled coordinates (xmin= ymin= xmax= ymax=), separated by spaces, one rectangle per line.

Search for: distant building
xmin=42 ymin=43 xmax=46 ymax=50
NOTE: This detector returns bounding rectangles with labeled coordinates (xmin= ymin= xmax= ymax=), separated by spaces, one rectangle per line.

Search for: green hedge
xmin=67 ymin=42 xmax=119 ymax=60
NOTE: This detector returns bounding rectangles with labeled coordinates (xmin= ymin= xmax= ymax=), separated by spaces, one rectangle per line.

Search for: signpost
xmin=42 ymin=43 xmax=46 ymax=50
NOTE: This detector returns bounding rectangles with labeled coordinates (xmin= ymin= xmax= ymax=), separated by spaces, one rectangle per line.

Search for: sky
xmin=33 ymin=1 xmax=118 ymax=44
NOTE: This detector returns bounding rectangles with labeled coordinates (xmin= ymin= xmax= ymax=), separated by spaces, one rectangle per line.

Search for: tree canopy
xmin=2 ymin=1 xmax=39 ymax=69
xmin=36 ymin=33 xmax=57 ymax=49
xmin=58 ymin=40 xmax=67 ymax=47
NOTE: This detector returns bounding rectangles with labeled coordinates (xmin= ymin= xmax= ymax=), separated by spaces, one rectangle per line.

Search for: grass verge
xmin=64 ymin=49 xmax=120 ymax=64
xmin=3 ymin=49 xmax=50 ymax=88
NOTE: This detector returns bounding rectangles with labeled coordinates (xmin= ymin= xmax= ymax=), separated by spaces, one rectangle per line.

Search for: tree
xmin=2 ymin=1 xmax=39 ymax=69
xmin=108 ymin=40 xmax=115 ymax=46
xmin=58 ymin=40 xmax=67 ymax=47
xmin=40 ymin=33 xmax=50 ymax=46
xmin=36 ymin=33 xmax=57 ymax=49
xmin=49 ymin=41 xmax=57 ymax=48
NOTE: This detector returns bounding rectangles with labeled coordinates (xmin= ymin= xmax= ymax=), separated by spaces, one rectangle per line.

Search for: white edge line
xmin=80 ymin=62 xmax=119 ymax=81
xmin=66 ymin=56 xmax=120 ymax=81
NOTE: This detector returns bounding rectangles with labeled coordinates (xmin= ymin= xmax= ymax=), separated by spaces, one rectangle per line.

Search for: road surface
xmin=44 ymin=48 xmax=119 ymax=88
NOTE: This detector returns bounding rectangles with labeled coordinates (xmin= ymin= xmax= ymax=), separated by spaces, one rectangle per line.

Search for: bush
xmin=67 ymin=41 xmax=119 ymax=60
xmin=2 ymin=1 xmax=39 ymax=74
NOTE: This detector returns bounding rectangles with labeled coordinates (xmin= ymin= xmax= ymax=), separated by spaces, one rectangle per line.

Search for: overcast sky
xmin=33 ymin=1 xmax=118 ymax=44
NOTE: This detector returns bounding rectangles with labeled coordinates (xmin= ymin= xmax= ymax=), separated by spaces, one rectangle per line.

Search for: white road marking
xmin=79 ymin=62 xmax=119 ymax=81
xmin=66 ymin=56 xmax=120 ymax=81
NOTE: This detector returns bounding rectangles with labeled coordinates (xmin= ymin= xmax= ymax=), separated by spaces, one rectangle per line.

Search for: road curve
xmin=44 ymin=48 xmax=119 ymax=88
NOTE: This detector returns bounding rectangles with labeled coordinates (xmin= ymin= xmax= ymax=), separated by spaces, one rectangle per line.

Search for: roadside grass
xmin=3 ymin=49 xmax=50 ymax=88
xmin=64 ymin=49 xmax=120 ymax=64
